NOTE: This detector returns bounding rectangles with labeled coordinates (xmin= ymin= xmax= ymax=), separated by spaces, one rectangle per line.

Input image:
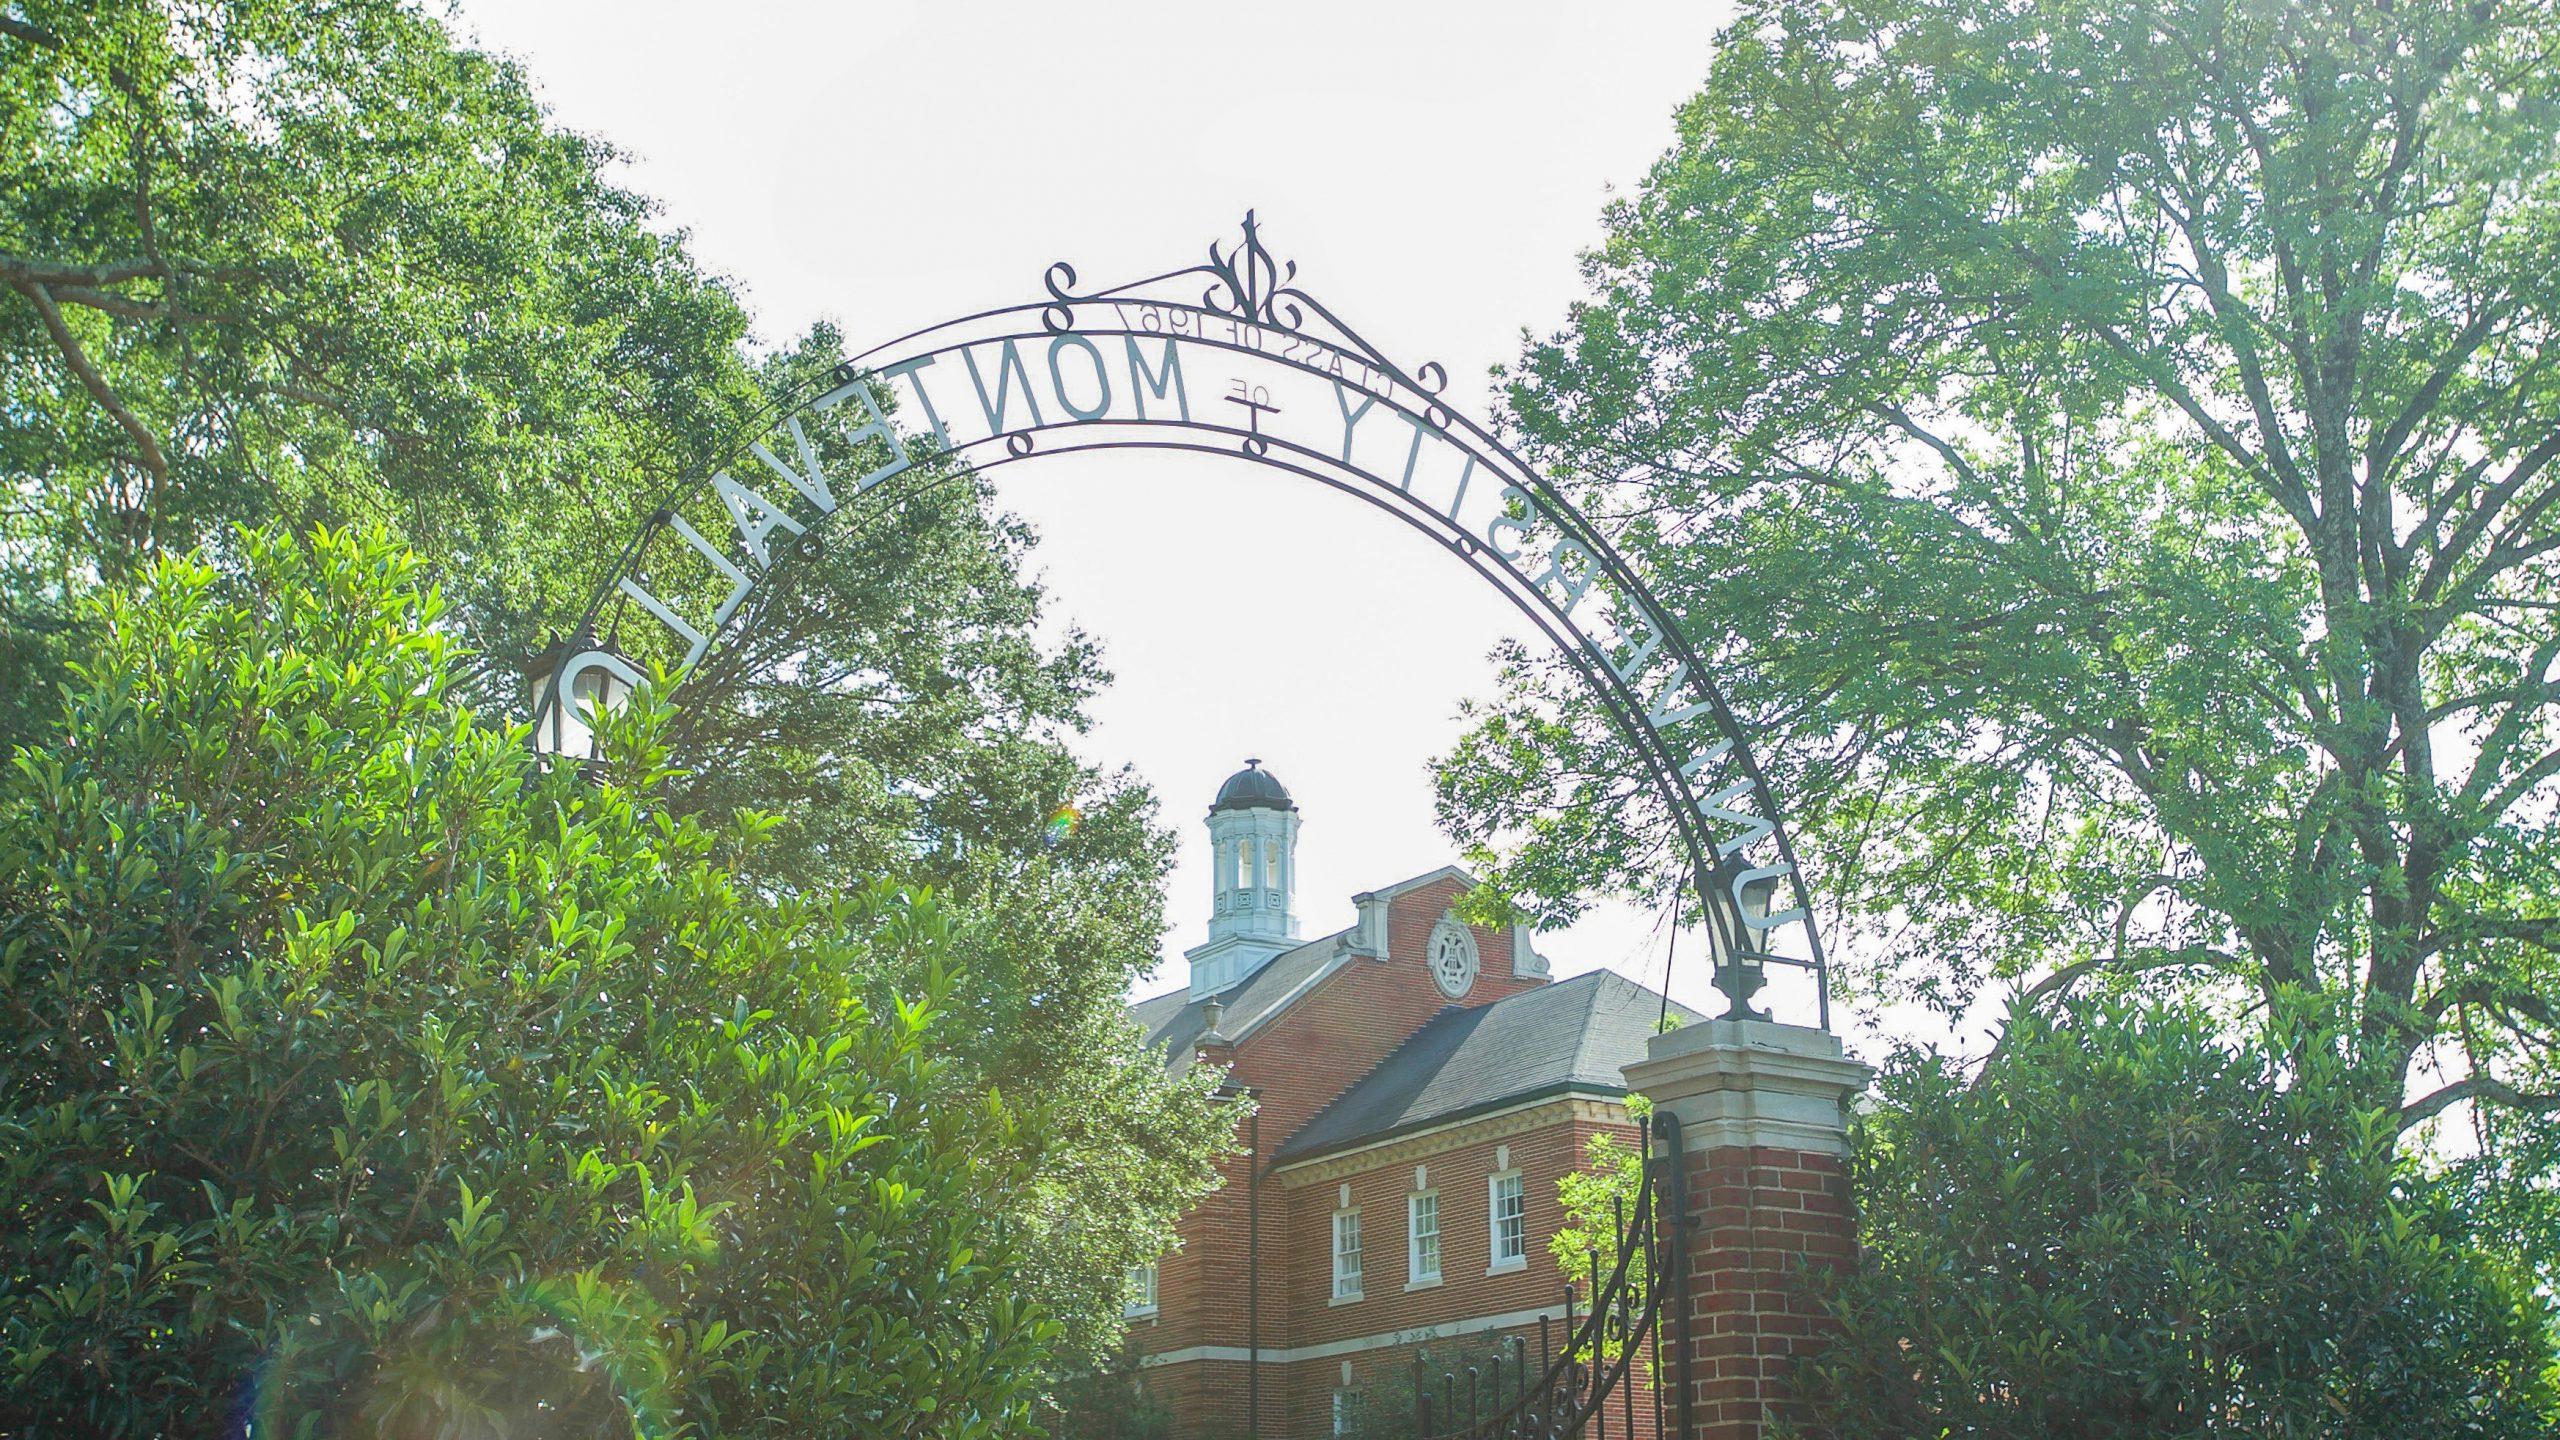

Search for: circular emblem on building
xmin=1428 ymin=915 xmax=1480 ymax=999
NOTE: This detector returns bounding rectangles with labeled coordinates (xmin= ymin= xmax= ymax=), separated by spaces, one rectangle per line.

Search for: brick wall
xmin=1266 ymin=1112 xmax=1661 ymax=1440
xmin=1671 ymin=1145 xmax=1853 ymax=1440
xmin=1234 ymin=874 xmax=1549 ymax=1146
xmin=1277 ymin=1118 xmax=1608 ymax=1352
xmin=1145 ymin=1095 xmax=1656 ymax=1440
xmin=1137 ymin=872 xmax=1594 ymax=1439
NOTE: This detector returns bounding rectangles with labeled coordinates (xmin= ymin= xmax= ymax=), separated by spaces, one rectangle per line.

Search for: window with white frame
xmin=1489 ymin=1169 xmax=1526 ymax=1270
xmin=1125 ymin=1260 xmax=1157 ymax=1318
xmin=1332 ymin=1207 xmax=1364 ymax=1300
xmin=1407 ymin=1189 xmax=1441 ymax=1286
xmin=1332 ymin=1390 xmax=1351 ymax=1436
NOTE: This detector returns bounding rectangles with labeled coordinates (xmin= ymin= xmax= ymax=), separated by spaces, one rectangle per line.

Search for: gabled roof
xmin=1127 ymin=928 xmax=1349 ymax=1076
xmin=1270 ymin=970 xmax=1701 ymax=1166
xmin=1125 ymin=864 xmax=1488 ymax=1075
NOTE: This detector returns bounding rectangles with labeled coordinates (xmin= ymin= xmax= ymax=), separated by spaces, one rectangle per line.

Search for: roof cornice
xmin=1350 ymin=863 xmax=1479 ymax=905
xmin=1270 ymin=1088 xmax=1629 ymax=1185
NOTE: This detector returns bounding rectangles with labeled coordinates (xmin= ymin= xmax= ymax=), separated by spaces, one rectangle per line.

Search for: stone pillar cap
xmin=1623 ymin=1017 xmax=1874 ymax=1157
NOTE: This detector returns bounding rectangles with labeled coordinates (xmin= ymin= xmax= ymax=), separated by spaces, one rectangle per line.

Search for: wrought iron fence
xmin=1411 ymin=1114 xmax=1689 ymax=1440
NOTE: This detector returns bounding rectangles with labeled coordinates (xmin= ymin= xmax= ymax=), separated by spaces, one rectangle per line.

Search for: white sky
xmin=448 ymin=0 xmax=1917 ymax=1047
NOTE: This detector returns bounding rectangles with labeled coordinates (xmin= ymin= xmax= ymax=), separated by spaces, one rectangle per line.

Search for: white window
xmin=1489 ymin=1170 xmax=1526 ymax=1271
xmin=1125 ymin=1260 xmax=1157 ymax=1318
xmin=1332 ymin=1390 xmax=1351 ymax=1436
xmin=1332 ymin=1208 xmax=1364 ymax=1300
xmin=1407 ymin=1190 xmax=1441 ymax=1286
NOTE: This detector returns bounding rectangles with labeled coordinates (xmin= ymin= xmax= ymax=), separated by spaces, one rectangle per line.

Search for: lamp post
xmin=525 ymin=635 xmax=641 ymax=764
xmin=1706 ymin=869 xmax=1784 ymax=1021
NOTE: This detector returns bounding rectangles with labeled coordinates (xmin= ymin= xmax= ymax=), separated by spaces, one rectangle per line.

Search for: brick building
xmin=1123 ymin=761 xmax=1695 ymax=1440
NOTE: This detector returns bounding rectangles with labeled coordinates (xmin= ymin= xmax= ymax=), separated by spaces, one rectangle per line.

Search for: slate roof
xmin=1125 ymin=928 xmax=1352 ymax=1077
xmin=1270 ymin=970 xmax=1701 ymax=1165
xmin=1125 ymin=865 xmax=1485 ymax=1077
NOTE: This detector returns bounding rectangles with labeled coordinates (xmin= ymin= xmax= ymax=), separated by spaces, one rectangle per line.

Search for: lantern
xmin=1707 ymin=869 xmax=1785 ymax=1020
xmin=525 ymin=636 xmax=640 ymax=762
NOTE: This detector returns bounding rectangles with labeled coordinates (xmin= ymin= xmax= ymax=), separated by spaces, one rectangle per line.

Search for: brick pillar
xmin=1622 ymin=1019 xmax=1872 ymax=1440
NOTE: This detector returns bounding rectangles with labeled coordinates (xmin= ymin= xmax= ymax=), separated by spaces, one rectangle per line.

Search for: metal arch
xmin=603 ymin=401 xmax=1716 ymax=941
xmin=922 ymin=424 xmax=1721 ymax=930
xmin=863 ymin=409 xmax=1757 ymax=961
xmin=709 ymin=311 xmax=1795 ymax=983
xmin=862 ymin=295 xmax=1817 ymax=974
xmin=1259 ymin=284 xmax=1834 ymax=1006
xmin=533 ymin=213 xmax=1827 ymax=1026
xmin=862 ymin=312 xmax=1822 ymax=1015
xmin=543 ymin=275 xmax=1818 ymax=1022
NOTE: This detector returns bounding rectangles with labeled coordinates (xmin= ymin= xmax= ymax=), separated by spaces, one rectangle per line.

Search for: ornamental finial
xmin=1203 ymin=210 xmax=1300 ymax=328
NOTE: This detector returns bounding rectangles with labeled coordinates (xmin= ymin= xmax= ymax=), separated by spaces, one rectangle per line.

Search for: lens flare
xmin=1043 ymin=805 xmax=1081 ymax=848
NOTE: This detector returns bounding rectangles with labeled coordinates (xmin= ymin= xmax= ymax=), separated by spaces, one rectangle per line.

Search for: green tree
xmin=1449 ymin=0 xmax=2560 ymax=1177
xmin=0 ymin=0 xmax=763 ymax=653
xmin=1045 ymin=1342 xmax=1174 ymax=1440
xmin=3 ymin=0 xmax=1230 ymax=1368
xmin=1547 ymin=1098 xmax=1653 ymax=1377
xmin=651 ymin=335 xmax=1234 ymax=1361
xmin=1797 ymin=996 xmax=2558 ymax=1438
xmin=0 ymin=526 xmax=1065 ymax=1437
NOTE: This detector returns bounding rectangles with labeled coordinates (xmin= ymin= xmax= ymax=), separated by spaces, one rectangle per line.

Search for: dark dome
xmin=1211 ymin=759 xmax=1295 ymax=813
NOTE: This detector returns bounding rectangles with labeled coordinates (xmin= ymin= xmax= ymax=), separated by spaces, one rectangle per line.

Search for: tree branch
xmin=0 ymin=16 xmax=63 ymax=48
xmin=12 ymin=280 xmax=168 ymax=479
xmin=2420 ymin=971 xmax=2560 ymax=1032
xmin=2419 ymin=430 xmax=2560 ymax=607
xmin=2371 ymin=300 xmax=2515 ymax=498
xmin=0 ymin=254 xmax=167 ymax=289
xmin=2017 ymin=943 xmax=2244 ymax=1010
xmin=1975 ymin=944 xmax=2245 ymax=1073
xmin=2400 ymin=1073 xmax=2560 ymax=1130
xmin=42 ymin=284 xmax=167 ymax=322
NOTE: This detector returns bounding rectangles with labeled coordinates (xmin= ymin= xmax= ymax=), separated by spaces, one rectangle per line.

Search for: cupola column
xmin=1187 ymin=759 xmax=1303 ymax=998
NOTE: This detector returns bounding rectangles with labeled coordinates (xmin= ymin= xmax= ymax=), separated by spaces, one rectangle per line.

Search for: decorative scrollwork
xmin=1416 ymin=360 xmax=1455 ymax=433
xmin=1202 ymin=209 xmax=1302 ymax=328
xmin=1041 ymin=261 xmax=1083 ymax=334
xmin=1004 ymin=432 xmax=1035 ymax=458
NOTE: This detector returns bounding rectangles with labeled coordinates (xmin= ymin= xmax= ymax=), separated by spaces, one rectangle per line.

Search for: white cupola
xmin=1185 ymin=758 xmax=1301 ymax=998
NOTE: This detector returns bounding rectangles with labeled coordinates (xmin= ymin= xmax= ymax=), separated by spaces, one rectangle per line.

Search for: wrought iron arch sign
xmin=532 ymin=213 xmax=1828 ymax=1026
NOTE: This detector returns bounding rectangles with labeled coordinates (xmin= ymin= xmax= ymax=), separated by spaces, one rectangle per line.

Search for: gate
xmin=1412 ymin=1114 xmax=1689 ymax=1440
